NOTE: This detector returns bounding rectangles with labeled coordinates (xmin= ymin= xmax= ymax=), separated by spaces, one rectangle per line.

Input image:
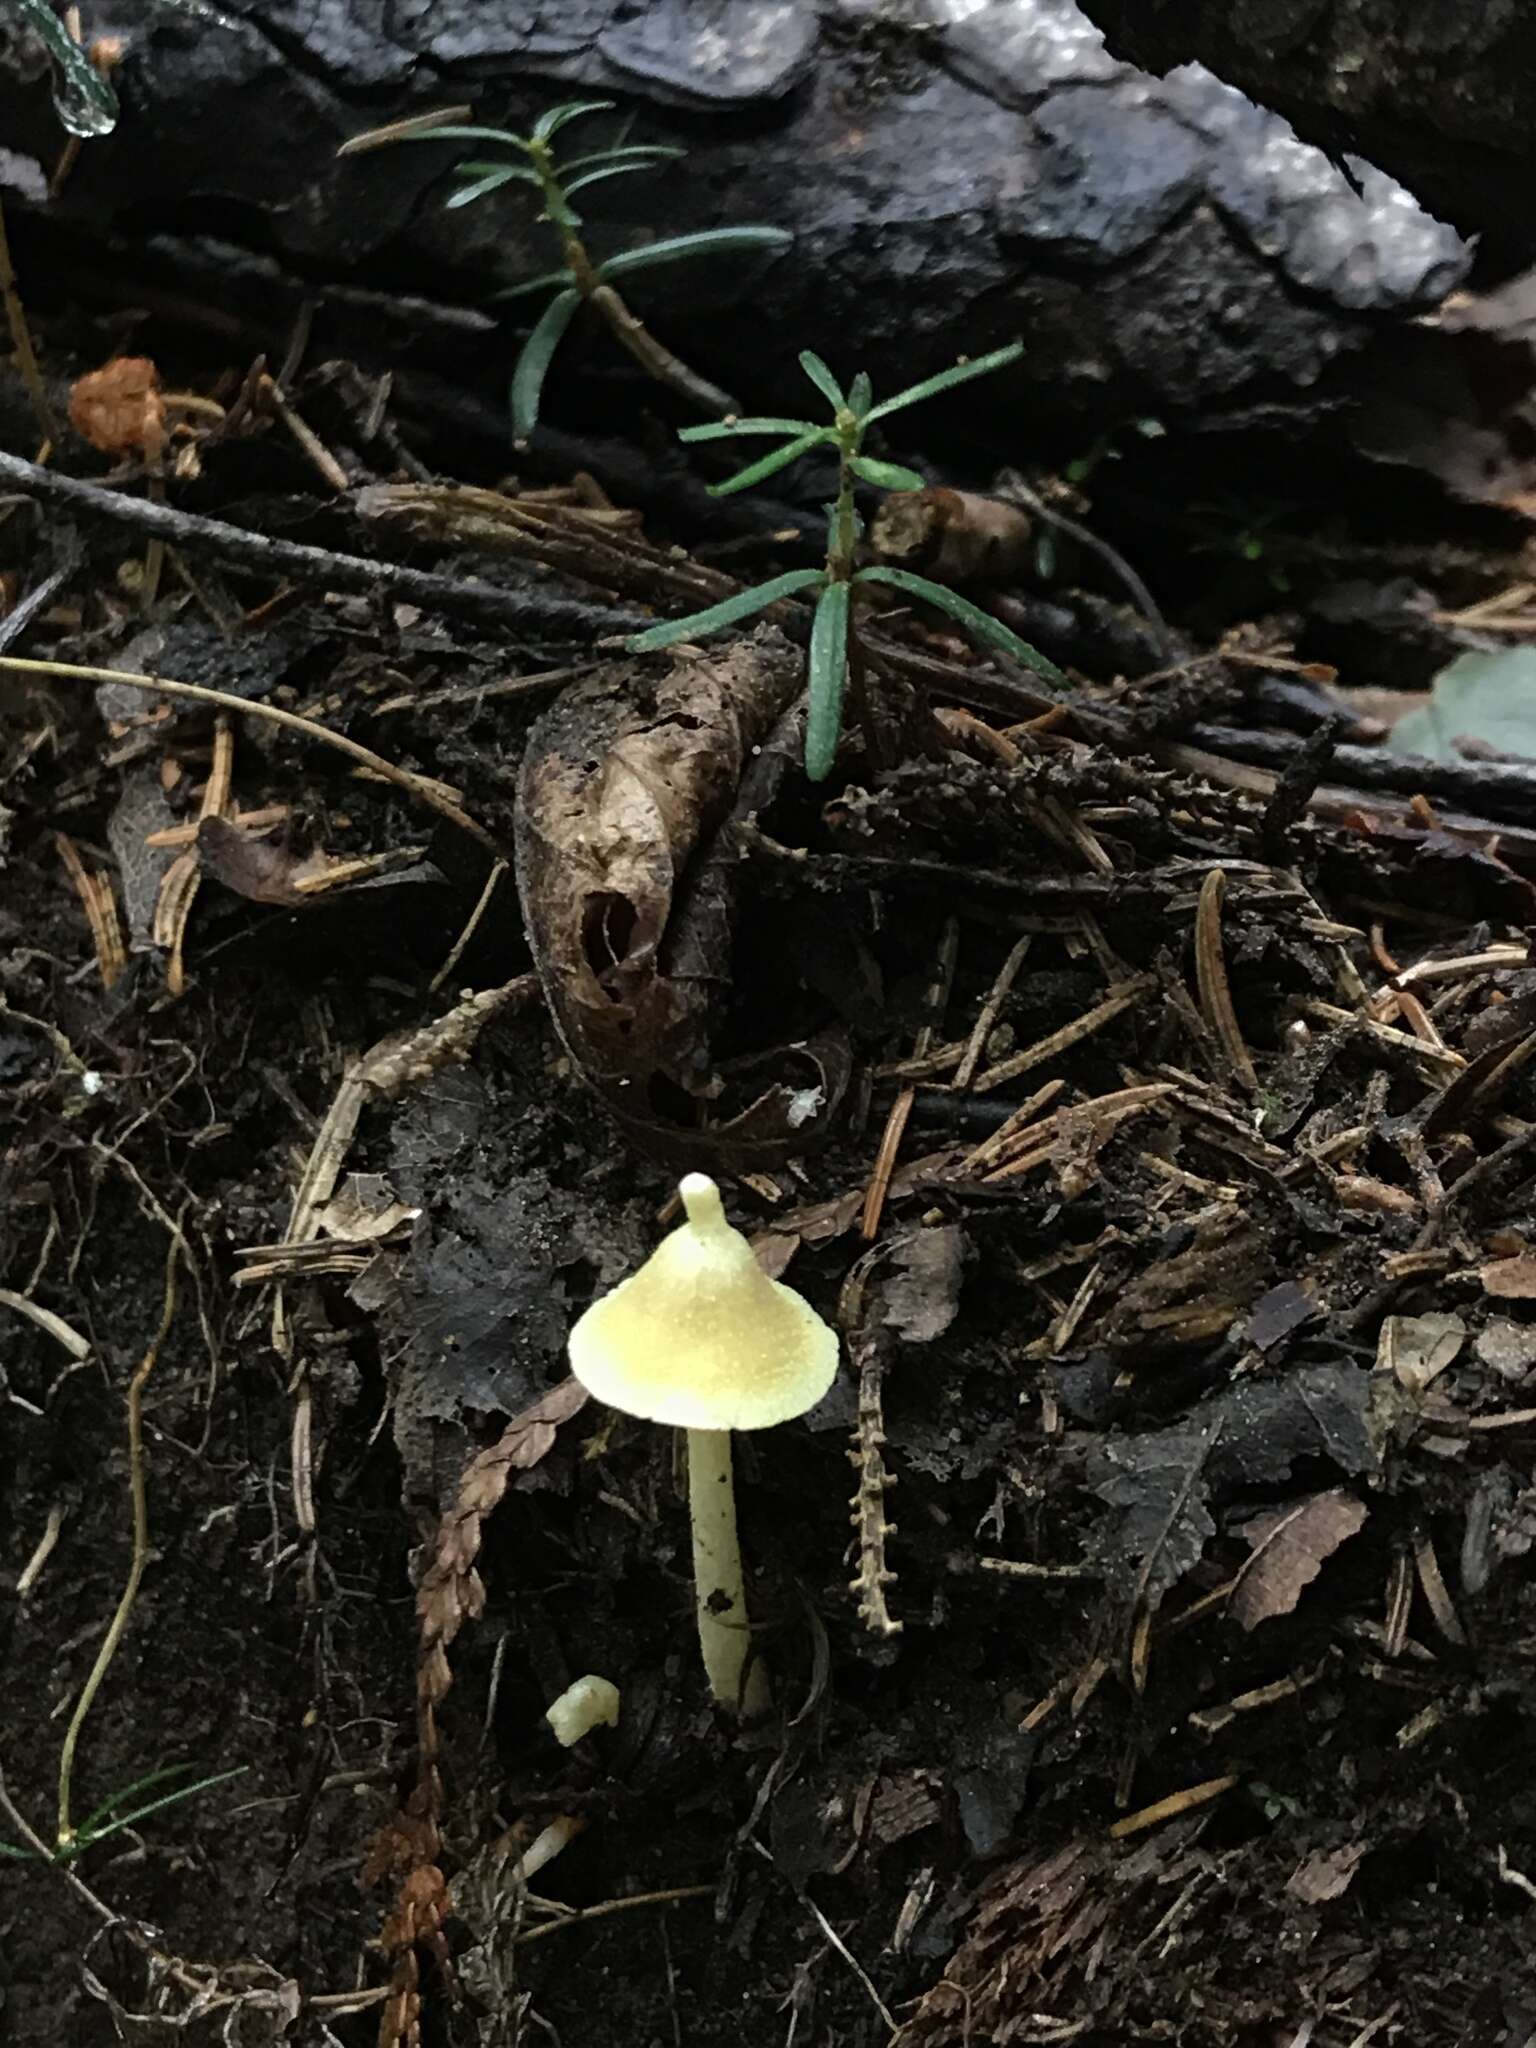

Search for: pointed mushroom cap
xmin=568 ymin=1174 xmax=838 ymax=1431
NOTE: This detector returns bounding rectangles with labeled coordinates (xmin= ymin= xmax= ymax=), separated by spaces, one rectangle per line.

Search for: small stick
xmin=511 ymin=1884 xmax=713 ymax=1947
xmin=588 ymin=282 xmax=739 ymax=419
xmin=1107 ymin=1773 xmax=1239 ymax=1840
xmin=259 ymin=373 xmax=350 ymax=494
xmin=429 ymin=859 xmax=508 ymax=994
xmin=0 ymin=449 xmax=646 ymax=642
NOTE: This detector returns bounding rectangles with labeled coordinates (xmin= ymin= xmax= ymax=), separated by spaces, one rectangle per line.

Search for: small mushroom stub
xmin=546 ymin=1674 xmax=621 ymax=1749
xmin=568 ymin=1173 xmax=838 ymax=1714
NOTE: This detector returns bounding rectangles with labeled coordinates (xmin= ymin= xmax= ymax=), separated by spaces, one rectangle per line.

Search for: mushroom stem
xmin=686 ymin=1427 xmax=770 ymax=1717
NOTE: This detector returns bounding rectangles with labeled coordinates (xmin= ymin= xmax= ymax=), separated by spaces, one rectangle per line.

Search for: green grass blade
xmin=597 ymin=227 xmax=793 ymax=280
xmin=0 ymin=1841 xmax=38 ymax=1860
xmin=798 ymin=352 xmax=845 ymax=411
xmin=445 ymin=168 xmax=528 ymax=209
xmin=626 ymin=570 xmax=827 ymax=653
xmin=848 ymin=372 xmax=873 ymax=419
xmin=865 ymin=341 xmax=1024 ymax=422
xmin=532 ymin=100 xmax=616 ymax=142
xmin=710 ymin=427 xmax=832 ymax=494
xmin=679 ymin=417 xmax=819 ymax=442
xmin=510 ymin=288 xmax=583 ymax=438
xmin=805 ymin=581 xmax=852 ymax=783
xmin=78 ymin=1760 xmax=205 ymax=1835
xmin=850 ymin=455 xmax=927 ymax=491
xmin=73 ymin=1768 xmax=247 ymax=1852
xmin=856 ymin=566 xmax=1068 ymax=683
xmin=489 ymin=271 xmax=577 ymax=303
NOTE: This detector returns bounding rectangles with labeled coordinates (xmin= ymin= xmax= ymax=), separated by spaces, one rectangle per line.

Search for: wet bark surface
xmin=1078 ymin=0 xmax=1536 ymax=258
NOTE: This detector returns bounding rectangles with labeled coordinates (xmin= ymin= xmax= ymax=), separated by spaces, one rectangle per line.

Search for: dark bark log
xmin=1076 ymin=0 xmax=1536 ymax=258
xmin=0 ymin=1 xmax=1468 ymax=452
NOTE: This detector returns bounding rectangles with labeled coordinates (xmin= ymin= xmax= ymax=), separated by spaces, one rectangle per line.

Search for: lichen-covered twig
xmin=360 ymin=975 xmax=539 ymax=1099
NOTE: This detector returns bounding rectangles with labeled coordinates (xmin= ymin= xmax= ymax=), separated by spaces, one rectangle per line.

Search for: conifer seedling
xmin=340 ymin=101 xmax=791 ymax=437
xmin=625 ymin=342 xmax=1068 ymax=782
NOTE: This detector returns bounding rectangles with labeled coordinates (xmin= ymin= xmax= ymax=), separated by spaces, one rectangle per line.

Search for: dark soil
xmin=6 ymin=251 xmax=1536 ymax=2048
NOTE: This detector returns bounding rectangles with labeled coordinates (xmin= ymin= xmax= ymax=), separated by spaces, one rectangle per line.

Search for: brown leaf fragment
xmin=1241 ymin=1279 xmax=1317 ymax=1354
xmin=1229 ymin=1488 xmax=1368 ymax=1629
xmin=1377 ymin=1311 xmax=1467 ymax=1391
xmin=1482 ymin=1253 xmax=1536 ymax=1299
xmin=313 ymin=1173 xmax=417 ymax=1244
xmin=1286 ymin=1840 xmax=1367 ymax=1904
xmin=196 ymin=813 xmax=318 ymax=905
xmin=881 ymin=1225 xmax=966 ymax=1344
xmin=518 ymin=632 xmax=795 ymax=1092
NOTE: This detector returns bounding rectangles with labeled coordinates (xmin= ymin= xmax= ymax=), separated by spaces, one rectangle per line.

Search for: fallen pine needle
xmin=1108 ymin=1773 xmax=1239 ymax=1839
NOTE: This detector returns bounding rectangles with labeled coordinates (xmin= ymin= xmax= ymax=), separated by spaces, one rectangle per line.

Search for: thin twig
xmin=511 ymin=1884 xmax=713 ymax=1946
xmin=2 ymin=654 xmax=503 ymax=853
xmin=0 ymin=448 xmax=647 ymax=641
xmin=56 ymin=1233 xmax=181 ymax=1849
xmin=0 ymin=201 xmax=57 ymax=445
xmin=429 ymin=860 xmax=509 ymax=995
xmin=588 ymin=282 xmax=738 ymax=417
xmin=972 ymin=975 xmax=1156 ymax=1093
xmin=750 ymin=1842 xmax=895 ymax=2034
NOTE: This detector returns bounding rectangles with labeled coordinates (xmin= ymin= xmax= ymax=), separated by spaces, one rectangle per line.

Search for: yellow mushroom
xmin=568 ymin=1173 xmax=838 ymax=1716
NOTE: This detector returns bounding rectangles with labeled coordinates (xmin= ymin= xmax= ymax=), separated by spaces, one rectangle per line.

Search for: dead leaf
xmin=1377 ymin=1311 xmax=1467 ymax=1391
xmin=1242 ymin=1279 xmax=1318 ymax=1353
xmin=198 ymin=813 xmax=335 ymax=905
xmin=517 ymin=630 xmax=848 ymax=1165
xmin=882 ymin=1225 xmax=966 ymax=1343
xmin=1091 ymin=1365 xmax=1374 ymax=1623
xmin=314 ymin=1173 xmax=418 ymax=1244
xmin=1286 ymin=1841 xmax=1367 ymax=1904
xmin=1482 ymin=1254 xmax=1536 ymax=1299
xmin=1229 ymin=1488 xmax=1368 ymax=1629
